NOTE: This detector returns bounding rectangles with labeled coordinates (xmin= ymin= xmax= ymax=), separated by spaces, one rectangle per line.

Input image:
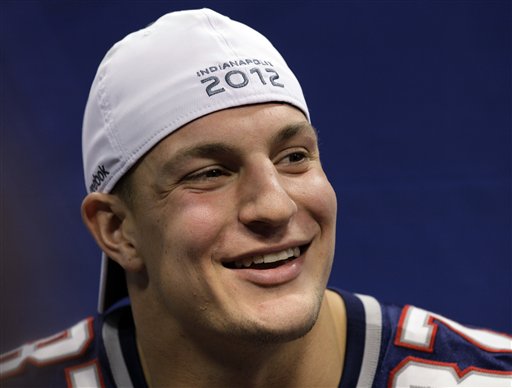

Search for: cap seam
xmin=96 ymin=68 xmax=125 ymax=163
xmin=89 ymin=67 xmax=127 ymax=193
xmin=203 ymin=9 xmax=239 ymax=58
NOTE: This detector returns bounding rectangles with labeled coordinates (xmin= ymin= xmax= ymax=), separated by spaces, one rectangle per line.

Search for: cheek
xmin=140 ymin=194 xmax=232 ymax=306
xmin=159 ymin=193 xmax=231 ymax=261
xmin=294 ymin=171 xmax=337 ymax=224
xmin=315 ymin=175 xmax=337 ymax=220
xmin=302 ymin=173 xmax=337 ymax=276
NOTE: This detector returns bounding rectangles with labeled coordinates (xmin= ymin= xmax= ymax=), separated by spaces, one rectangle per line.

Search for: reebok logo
xmin=89 ymin=165 xmax=110 ymax=192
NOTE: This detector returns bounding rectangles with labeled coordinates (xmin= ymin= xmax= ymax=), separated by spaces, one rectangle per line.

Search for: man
xmin=1 ymin=8 xmax=510 ymax=387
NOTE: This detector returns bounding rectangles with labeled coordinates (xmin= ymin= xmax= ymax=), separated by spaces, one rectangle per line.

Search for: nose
xmin=238 ymin=160 xmax=298 ymax=234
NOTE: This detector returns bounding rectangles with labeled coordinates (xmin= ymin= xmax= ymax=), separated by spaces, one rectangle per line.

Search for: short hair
xmin=111 ymin=168 xmax=136 ymax=209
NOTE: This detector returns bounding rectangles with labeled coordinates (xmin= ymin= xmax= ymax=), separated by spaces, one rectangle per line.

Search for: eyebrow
xmin=271 ymin=121 xmax=318 ymax=145
xmin=161 ymin=121 xmax=318 ymax=174
xmin=162 ymin=143 xmax=236 ymax=173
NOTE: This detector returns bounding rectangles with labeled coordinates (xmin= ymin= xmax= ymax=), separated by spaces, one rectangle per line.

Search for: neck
xmin=134 ymin=290 xmax=346 ymax=387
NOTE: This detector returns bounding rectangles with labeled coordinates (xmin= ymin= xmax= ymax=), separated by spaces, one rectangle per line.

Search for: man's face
xmin=127 ymin=103 xmax=337 ymax=344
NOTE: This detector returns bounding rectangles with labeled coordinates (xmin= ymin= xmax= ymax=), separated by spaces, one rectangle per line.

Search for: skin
xmin=82 ymin=103 xmax=345 ymax=386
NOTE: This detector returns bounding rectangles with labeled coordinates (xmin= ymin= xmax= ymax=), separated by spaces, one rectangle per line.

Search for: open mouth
xmin=223 ymin=245 xmax=308 ymax=270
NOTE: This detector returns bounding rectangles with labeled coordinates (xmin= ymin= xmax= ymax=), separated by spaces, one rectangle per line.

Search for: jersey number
xmin=389 ymin=306 xmax=512 ymax=387
xmin=0 ymin=317 xmax=103 ymax=387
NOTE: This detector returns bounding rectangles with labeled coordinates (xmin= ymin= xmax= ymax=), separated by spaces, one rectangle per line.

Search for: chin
xmin=252 ymin=317 xmax=318 ymax=345
xmin=228 ymin=291 xmax=324 ymax=345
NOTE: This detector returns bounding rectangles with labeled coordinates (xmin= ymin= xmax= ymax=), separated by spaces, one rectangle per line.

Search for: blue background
xmin=1 ymin=1 xmax=510 ymax=351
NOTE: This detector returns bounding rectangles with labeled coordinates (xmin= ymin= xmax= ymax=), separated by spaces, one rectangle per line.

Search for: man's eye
xmin=202 ymin=168 xmax=224 ymax=178
xmin=286 ymin=152 xmax=307 ymax=163
xmin=184 ymin=168 xmax=227 ymax=181
xmin=280 ymin=151 xmax=308 ymax=165
xmin=276 ymin=150 xmax=312 ymax=173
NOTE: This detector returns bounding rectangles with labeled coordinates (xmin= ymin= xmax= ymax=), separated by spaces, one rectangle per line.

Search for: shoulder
xmin=0 ymin=316 xmax=104 ymax=387
xmin=331 ymin=289 xmax=512 ymax=387
xmin=0 ymin=300 xmax=137 ymax=388
xmin=382 ymin=303 xmax=512 ymax=386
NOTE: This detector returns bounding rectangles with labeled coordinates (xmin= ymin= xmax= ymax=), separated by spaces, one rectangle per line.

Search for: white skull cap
xmin=82 ymin=8 xmax=309 ymax=312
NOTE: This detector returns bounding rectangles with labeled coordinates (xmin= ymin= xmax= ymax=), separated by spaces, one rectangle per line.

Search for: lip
xmin=221 ymin=242 xmax=310 ymax=287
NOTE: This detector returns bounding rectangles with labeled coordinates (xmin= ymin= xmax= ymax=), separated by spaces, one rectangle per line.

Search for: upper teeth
xmin=234 ymin=247 xmax=300 ymax=269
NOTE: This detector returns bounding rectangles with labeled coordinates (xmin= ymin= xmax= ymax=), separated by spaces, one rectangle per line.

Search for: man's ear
xmin=81 ymin=192 xmax=144 ymax=273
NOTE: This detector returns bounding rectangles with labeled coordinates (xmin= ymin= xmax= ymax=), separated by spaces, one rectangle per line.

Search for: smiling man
xmin=1 ymin=8 xmax=510 ymax=388
xmin=93 ymin=103 xmax=343 ymax=386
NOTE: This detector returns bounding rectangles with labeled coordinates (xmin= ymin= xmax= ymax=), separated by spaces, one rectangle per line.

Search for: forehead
xmin=146 ymin=103 xmax=315 ymax=161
